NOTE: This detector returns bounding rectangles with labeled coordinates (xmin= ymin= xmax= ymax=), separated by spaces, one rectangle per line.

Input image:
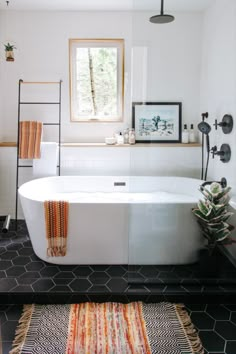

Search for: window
xmin=69 ymin=39 xmax=124 ymax=122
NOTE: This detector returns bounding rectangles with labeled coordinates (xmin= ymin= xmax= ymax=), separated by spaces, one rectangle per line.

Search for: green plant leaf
xmin=215 ymin=221 xmax=229 ymax=231
xmin=217 ymin=195 xmax=230 ymax=205
xmin=198 ymin=200 xmax=212 ymax=216
xmin=205 ymin=223 xmax=224 ymax=232
xmin=4 ymin=42 xmax=16 ymax=51
xmin=213 ymin=187 xmax=231 ymax=202
xmin=201 ymin=229 xmax=215 ymax=242
xmin=215 ymin=229 xmax=230 ymax=242
xmin=210 ymin=182 xmax=222 ymax=196
xmin=210 ymin=212 xmax=233 ymax=223
xmin=192 ymin=209 xmax=209 ymax=222
xmin=212 ymin=203 xmax=225 ymax=210
xmin=207 ymin=202 xmax=226 ymax=216
xmin=200 ymin=186 xmax=213 ymax=201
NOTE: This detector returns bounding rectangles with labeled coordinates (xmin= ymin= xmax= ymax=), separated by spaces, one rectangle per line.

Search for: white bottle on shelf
xmin=189 ymin=124 xmax=196 ymax=143
xmin=129 ymin=128 xmax=136 ymax=144
xmin=182 ymin=124 xmax=189 ymax=144
xmin=117 ymin=132 xmax=124 ymax=145
xmin=123 ymin=129 xmax=129 ymax=144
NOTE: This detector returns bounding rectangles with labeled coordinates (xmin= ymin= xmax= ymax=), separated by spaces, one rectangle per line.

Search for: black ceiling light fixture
xmin=150 ymin=0 xmax=175 ymax=24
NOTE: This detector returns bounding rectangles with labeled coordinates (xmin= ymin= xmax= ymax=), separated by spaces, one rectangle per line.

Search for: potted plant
xmin=4 ymin=42 xmax=16 ymax=61
xmin=192 ymin=181 xmax=235 ymax=275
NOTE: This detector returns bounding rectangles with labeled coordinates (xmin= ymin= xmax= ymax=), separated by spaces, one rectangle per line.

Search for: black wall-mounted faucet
xmin=213 ymin=114 xmax=233 ymax=134
xmin=211 ymin=144 xmax=231 ymax=163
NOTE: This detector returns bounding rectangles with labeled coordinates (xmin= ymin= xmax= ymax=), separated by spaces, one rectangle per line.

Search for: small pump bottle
xmin=123 ymin=129 xmax=129 ymax=144
xmin=129 ymin=128 xmax=136 ymax=144
xmin=182 ymin=124 xmax=189 ymax=144
xmin=117 ymin=132 xmax=124 ymax=145
xmin=189 ymin=124 xmax=196 ymax=143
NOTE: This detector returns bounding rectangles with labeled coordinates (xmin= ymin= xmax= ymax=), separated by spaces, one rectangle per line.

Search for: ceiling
xmin=0 ymin=0 xmax=215 ymax=12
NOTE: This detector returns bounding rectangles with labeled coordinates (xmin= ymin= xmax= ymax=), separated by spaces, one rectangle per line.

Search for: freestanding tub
xmin=19 ymin=176 xmax=204 ymax=265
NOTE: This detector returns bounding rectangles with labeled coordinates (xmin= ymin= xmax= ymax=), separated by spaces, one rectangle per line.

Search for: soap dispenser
xmin=182 ymin=124 xmax=189 ymax=144
xmin=117 ymin=132 xmax=124 ymax=145
xmin=189 ymin=124 xmax=196 ymax=143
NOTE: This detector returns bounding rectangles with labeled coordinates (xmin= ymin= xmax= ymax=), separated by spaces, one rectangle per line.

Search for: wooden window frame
xmin=69 ymin=38 xmax=124 ymax=122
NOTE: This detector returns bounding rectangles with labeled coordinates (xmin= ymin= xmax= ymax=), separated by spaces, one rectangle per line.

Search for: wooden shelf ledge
xmin=0 ymin=142 xmax=17 ymax=147
xmin=0 ymin=142 xmax=201 ymax=148
xmin=62 ymin=142 xmax=201 ymax=147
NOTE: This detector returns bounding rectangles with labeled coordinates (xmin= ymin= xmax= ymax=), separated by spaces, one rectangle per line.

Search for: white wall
xmin=0 ymin=10 xmax=202 ymax=142
xmin=200 ymin=0 xmax=236 ymax=260
xmin=132 ymin=12 xmax=202 ymax=129
xmin=200 ymin=0 xmax=236 ymax=190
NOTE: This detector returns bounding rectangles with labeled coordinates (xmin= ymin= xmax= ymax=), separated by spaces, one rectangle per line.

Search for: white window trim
xmin=69 ymin=38 xmax=124 ymax=122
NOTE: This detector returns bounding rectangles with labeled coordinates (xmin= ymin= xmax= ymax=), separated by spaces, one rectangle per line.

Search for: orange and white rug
xmin=10 ymin=302 xmax=203 ymax=354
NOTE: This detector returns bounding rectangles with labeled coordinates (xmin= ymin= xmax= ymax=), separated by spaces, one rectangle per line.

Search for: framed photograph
xmin=132 ymin=102 xmax=182 ymax=143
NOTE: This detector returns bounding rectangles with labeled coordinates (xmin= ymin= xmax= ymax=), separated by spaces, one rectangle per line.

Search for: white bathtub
xmin=19 ymin=176 xmax=204 ymax=265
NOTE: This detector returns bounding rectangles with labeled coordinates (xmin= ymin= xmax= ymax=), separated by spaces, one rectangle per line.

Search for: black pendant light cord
xmin=161 ymin=0 xmax=164 ymax=15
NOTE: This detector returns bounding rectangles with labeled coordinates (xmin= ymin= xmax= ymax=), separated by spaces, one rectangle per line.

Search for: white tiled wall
xmin=0 ymin=146 xmax=201 ymax=219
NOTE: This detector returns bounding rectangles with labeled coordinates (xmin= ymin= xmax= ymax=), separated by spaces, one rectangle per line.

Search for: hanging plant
xmin=4 ymin=42 xmax=16 ymax=61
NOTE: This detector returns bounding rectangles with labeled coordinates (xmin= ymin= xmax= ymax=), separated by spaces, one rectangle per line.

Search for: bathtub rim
xmin=18 ymin=175 xmax=204 ymax=204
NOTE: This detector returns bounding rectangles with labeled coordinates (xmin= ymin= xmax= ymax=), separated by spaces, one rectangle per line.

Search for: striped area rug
xmin=10 ymin=302 xmax=204 ymax=354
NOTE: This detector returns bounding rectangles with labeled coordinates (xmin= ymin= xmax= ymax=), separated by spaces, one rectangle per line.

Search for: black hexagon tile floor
xmin=0 ymin=219 xmax=236 ymax=305
xmin=1 ymin=303 xmax=236 ymax=354
xmin=1 ymin=219 xmax=236 ymax=352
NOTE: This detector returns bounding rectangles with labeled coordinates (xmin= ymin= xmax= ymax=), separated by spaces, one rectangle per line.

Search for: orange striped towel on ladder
xmin=44 ymin=201 xmax=69 ymax=257
xmin=19 ymin=121 xmax=42 ymax=159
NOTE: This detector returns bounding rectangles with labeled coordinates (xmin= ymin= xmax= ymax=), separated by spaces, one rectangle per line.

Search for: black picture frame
xmin=132 ymin=102 xmax=182 ymax=143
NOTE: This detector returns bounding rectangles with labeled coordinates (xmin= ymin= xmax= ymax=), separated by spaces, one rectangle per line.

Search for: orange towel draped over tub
xmin=44 ymin=201 xmax=69 ymax=257
xmin=19 ymin=121 xmax=43 ymax=159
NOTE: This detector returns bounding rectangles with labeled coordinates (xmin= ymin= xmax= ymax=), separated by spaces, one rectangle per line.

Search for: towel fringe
xmin=47 ymin=245 xmax=67 ymax=257
xmin=175 ymin=304 xmax=204 ymax=354
xmin=9 ymin=304 xmax=34 ymax=354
